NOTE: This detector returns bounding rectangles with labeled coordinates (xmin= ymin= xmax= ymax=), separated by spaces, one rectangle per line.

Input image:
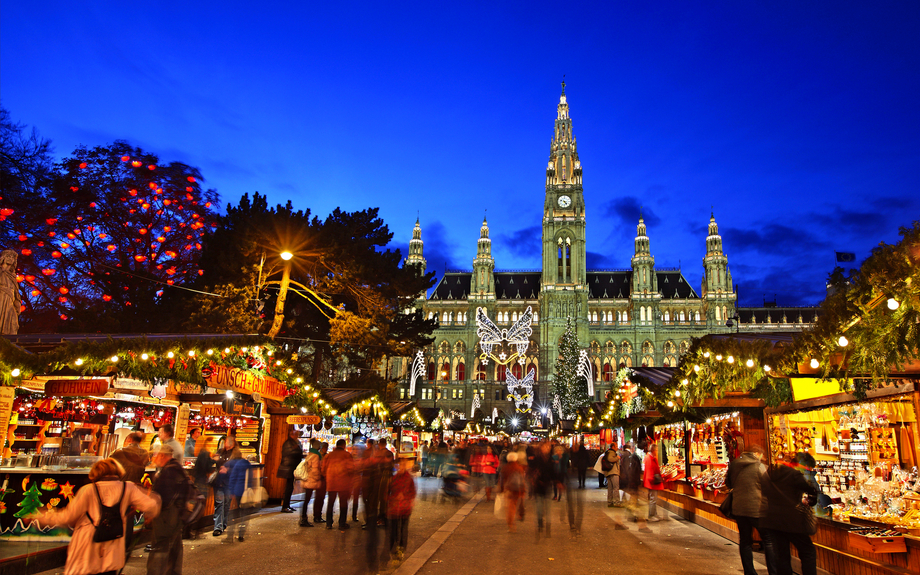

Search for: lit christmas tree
xmin=552 ymin=317 xmax=590 ymax=419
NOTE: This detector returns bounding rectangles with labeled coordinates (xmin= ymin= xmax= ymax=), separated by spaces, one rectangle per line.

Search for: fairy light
xmin=727 ymin=356 xmax=734 ymax=364
xmin=11 ymin=368 xmax=21 ymax=377
xmin=703 ymin=352 xmax=710 ymax=358
xmin=75 ymin=358 xmax=84 ymax=366
xmin=224 ymin=348 xmax=231 ymax=353
xmin=141 ymin=353 xmax=149 ymax=360
xmin=887 ymin=298 xmax=899 ymax=310
xmin=207 ymin=349 xmax=214 ymax=355
xmin=715 ymin=354 xmax=723 ymax=361
xmin=110 ymin=355 xmax=119 ymax=363
xmin=167 ymin=351 xmax=175 ymax=358
xmin=745 ymin=359 xmax=754 ymax=368
xmin=810 ymin=358 xmax=819 ymax=369
xmin=764 ymin=365 xmax=771 ymax=372
xmin=837 ymin=336 xmax=848 ymax=347
xmin=188 ymin=350 xmax=195 ymax=357
xmin=693 ymin=365 xmax=700 ymax=373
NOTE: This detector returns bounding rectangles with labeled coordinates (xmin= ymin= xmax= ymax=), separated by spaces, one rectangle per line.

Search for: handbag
xmin=240 ymin=466 xmax=268 ymax=508
xmin=770 ymin=476 xmax=817 ymax=535
xmin=652 ymin=472 xmax=663 ymax=485
xmin=493 ymin=493 xmax=504 ymax=517
xmin=293 ymin=459 xmax=309 ymax=481
xmin=718 ymin=490 xmax=734 ymax=519
xmin=207 ymin=471 xmax=219 ymax=486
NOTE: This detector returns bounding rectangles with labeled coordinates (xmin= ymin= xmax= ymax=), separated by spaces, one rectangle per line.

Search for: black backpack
xmin=180 ymin=470 xmax=205 ymax=525
xmin=87 ymin=482 xmax=125 ymax=543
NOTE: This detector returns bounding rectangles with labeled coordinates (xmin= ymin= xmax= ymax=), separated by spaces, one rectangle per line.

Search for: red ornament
xmin=15 ymin=274 xmax=24 ymax=282
xmin=99 ymin=233 xmax=107 ymax=239
xmin=51 ymin=251 xmax=62 ymax=258
xmin=134 ymin=255 xmax=147 ymax=262
xmin=187 ymin=176 xmax=196 ymax=182
xmin=148 ymin=164 xmax=156 ymax=170
xmin=132 ymin=160 xmax=142 ymax=167
xmin=107 ymin=245 xmax=116 ymax=251
xmin=59 ymin=287 xmax=69 ymax=294
xmin=18 ymin=234 xmax=27 ymax=241
xmin=121 ymin=155 xmax=130 ymax=162
xmin=31 ymin=289 xmax=40 ymax=296
xmin=102 ymin=295 xmax=112 ymax=301
xmin=46 ymin=218 xmax=57 ymax=225
xmin=1 ymin=208 xmax=15 ymax=217
xmin=60 ymin=314 xmax=68 ymax=320
xmin=148 ymin=182 xmax=157 ymax=189
xmin=25 ymin=275 xmax=35 ymax=282
xmin=89 ymin=202 xmax=96 ymax=208
xmin=129 ymin=189 xmax=138 ymax=196
xmin=60 ymin=242 xmax=70 ymax=249
xmin=163 ymin=226 xmax=171 ymax=232
xmin=21 ymin=249 xmax=31 ymax=256
xmin=70 ymin=186 xmax=79 ymax=192
xmin=79 ymin=162 xmax=87 ymax=169
xmin=138 ymin=228 xmax=147 ymax=235
xmin=42 ymin=268 xmax=56 ymax=276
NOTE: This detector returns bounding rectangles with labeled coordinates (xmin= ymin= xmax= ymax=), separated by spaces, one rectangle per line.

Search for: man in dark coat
xmin=726 ymin=445 xmax=767 ymax=575
xmin=277 ymin=427 xmax=304 ymax=513
xmin=148 ymin=446 xmax=188 ymax=575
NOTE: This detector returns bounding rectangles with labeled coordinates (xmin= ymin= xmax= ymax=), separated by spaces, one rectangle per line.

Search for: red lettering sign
xmin=205 ymin=364 xmax=290 ymax=402
xmin=45 ymin=379 xmax=110 ymax=397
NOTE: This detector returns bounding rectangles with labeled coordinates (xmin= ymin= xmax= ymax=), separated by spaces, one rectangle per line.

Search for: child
xmin=387 ymin=453 xmax=418 ymax=567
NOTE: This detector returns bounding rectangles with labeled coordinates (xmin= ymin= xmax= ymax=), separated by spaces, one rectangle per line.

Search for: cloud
xmin=495 ymin=225 xmax=541 ymax=258
xmin=722 ymin=223 xmax=828 ymax=255
xmin=586 ymin=251 xmax=616 ymax=269
xmin=599 ymin=195 xmax=662 ymax=228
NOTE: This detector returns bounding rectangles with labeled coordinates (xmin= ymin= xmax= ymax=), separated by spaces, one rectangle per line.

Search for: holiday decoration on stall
xmin=476 ymin=306 xmax=533 ymax=366
xmin=14 ymin=483 xmax=43 ymax=518
xmin=552 ymin=317 xmax=590 ymax=419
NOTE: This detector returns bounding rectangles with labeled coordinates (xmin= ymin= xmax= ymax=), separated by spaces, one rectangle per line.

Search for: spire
xmin=476 ymin=216 xmax=491 ymax=258
xmin=702 ymin=212 xmax=734 ymax=308
xmin=706 ymin=212 xmax=723 ymax=255
xmin=631 ymin=215 xmax=656 ymax=295
xmin=405 ymin=218 xmax=426 ymax=273
xmin=634 ymin=215 xmax=650 ymax=256
xmin=546 ymin=84 xmax=581 ymax=187
xmin=472 ymin=217 xmax=495 ymax=299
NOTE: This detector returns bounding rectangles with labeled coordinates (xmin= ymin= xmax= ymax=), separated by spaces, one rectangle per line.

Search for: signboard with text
xmin=204 ymin=364 xmax=289 ymax=402
xmin=286 ymin=415 xmax=322 ymax=425
xmin=175 ymin=404 xmax=191 ymax=443
xmin=45 ymin=379 xmax=109 ymax=397
xmin=0 ymin=387 xmax=15 ymax=449
xmin=199 ymin=402 xmax=260 ymax=418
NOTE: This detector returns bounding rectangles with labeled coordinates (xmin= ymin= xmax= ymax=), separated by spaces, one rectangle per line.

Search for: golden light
xmin=167 ymin=351 xmax=175 ymax=358
xmin=75 ymin=358 xmax=84 ymax=366
xmin=280 ymin=251 xmax=293 ymax=261
xmin=703 ymin=352 xmax=710 ymax=358
xmin=837 ymin=336 xmax=849 ymax=347
xmin=110 ymin=356 xmax=119 ymax=363
xmin=300 ymin=407 xmax=307 ymax=413
xmin=715 ymin=354 xmax=723 ymax=361
xmin=727 ymin=356 xmax=735 ymax=364
xmin=810 ymin=358 xmax=820 ymax=369
xmin=745 ymin=359 xmax=754 ymax=368
xmin=207 ymin=349 xmax=214 ymax=355
xmin=188 ymin=350 xmax=195 ymax=357
xmin=667 ymin=401 xmax=674 ymax=407
xmin=141 ymin=353 xmax=149 ymax=360
xmin=674 ymin=390 xmax=681 ymax=397
xmin=11 ymin=368 xmax=21 ymax=377
xmin=764 ymin=365 xmax=772 ymax=372
xmin=693 ymin=365 xmax=700 ymax=373
xmin=224 ymin=348 xmax=231 ymax=353
xmin=887 ymin=298 xmax=900 ymax=310
xmin=681 ymin=379 xmax=688 ymax=385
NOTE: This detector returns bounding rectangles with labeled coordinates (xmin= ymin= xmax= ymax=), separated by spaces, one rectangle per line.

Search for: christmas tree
xmin=14 ymin=482 xmax=44 ymax=518
xmin=553 ymin=317 xmax=590 ymax=419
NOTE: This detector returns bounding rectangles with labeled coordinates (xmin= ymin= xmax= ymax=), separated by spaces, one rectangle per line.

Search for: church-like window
xmin=603 ymin=362 xmax=613 ymax=382
xmin=622 ymin=311 xmax=628 ymax=322
xmin=663 ymin=310 xmax=670 ymax=323
xmin=456 ymin=362 xmax=465 ymax=381
xmin=427 ymin=362 xmax=436 ymax=381
xmin=695 ymin=311 xmax=701 ymax=322
xmin=640 ymin=306 xmax=646 ymax=323
xmin=715 ymin=306 xmax=721 ymax=321
xmin=441 ymin=362 xmax=450 ymax=381
xmin=497 ymin=364 xmax=507 ymax=382
xmin=512 ymin=363 xmax=523 ymax=379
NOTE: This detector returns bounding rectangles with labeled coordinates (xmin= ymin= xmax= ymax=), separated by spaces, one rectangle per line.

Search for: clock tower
xmin=540 ymin=82 xmax=589 ymax=379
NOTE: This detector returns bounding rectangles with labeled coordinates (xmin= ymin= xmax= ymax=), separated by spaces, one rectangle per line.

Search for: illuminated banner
xmin=205 ymin=364 xmax=289 ymax=402
xmin=286 ymin=415 xmax=322 ymax=425
xmin=45 ymin=379 xmax=109 ymax=397
xmin=0 ymin=387 xmax=15 ymax=448
xmin=199 ymin=402 xmax=259 ymax=418
xmin=175 ymin=404 xmax=191 ymax=442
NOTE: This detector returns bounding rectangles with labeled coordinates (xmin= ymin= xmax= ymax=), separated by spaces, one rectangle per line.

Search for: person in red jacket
xmin=386 ymin=453 xmax=417 ymax=568
xmin=642 ymin=441 xmax=665 ymax=523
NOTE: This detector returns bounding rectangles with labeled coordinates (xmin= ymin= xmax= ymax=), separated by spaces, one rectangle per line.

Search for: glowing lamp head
xmin=301 ymin=407 xmax=307 ymax=413
xmin=887 ymin=298 xmax=900 ymax=310
xmin=511 ymin=418 xmax=519 ymax=426
xmin=225 ymin=390 xmax=234 ymax=398
xmin=667 ymin=401 xmax=674 ymax=407
xmin=75 ymin=358 xmax=84 ymax=366
xmin=11 ymin=368 xmax=21 ymax=377
xmin=837 ymin=336 xmax=849 ymax=347
xmin=745 ymin=359 xmax=754 ymax=368
xmin=167 ymin=351 xmax=174 ymax=358
xmin=810 ymin=358 xmax=820 ymax=369
xmin=280 ymin=251 xmax=293 ymax=261
xmin=693 ymin=365 xmax=700 ymax=373
xmin=764 ymin=365 xmax=771 ymax=372
xmin=727 ymin=356 xmax=735 ymax=364
xmin=110 ymin=355 xmax=119 ymax=363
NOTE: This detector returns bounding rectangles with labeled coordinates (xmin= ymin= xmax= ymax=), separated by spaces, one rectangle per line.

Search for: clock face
xmin=558 ymin=195 xmax=572 ymax=208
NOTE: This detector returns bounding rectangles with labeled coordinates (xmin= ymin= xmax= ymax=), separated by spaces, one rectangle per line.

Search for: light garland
xmin=505 ymin=367 xmax=535 ymax=413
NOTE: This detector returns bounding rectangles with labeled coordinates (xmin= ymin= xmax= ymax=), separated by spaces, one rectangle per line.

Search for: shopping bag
xmin=493 ymin=493 xmax=504 ymax=517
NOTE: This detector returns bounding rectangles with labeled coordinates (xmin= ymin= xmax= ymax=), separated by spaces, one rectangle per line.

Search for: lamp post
xmin=267 ymin=251 xmax=293 ymax=339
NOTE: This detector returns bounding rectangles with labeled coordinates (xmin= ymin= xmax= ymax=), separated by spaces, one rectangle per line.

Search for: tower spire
xmin=471 ymin=217 xmax=495 ymax=300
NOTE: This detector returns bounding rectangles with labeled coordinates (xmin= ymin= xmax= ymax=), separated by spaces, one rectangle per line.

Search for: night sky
xmin=3 ymin=2 xmax=918 ymax=307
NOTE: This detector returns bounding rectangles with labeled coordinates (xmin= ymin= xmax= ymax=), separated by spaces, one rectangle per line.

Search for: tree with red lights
xmin=7 ymin=140 xmax=219 ymax=332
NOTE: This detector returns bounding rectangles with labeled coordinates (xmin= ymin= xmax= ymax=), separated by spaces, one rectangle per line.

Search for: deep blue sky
xmin=3 ymin=1 xmax=918 ymax=307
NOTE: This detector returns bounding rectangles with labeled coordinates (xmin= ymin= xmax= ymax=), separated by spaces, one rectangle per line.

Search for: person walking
xmin=601 ymin=444 xmax=621 ymax=507
xmin=111 ymin=432 xmax=149 ymax=485
xmin=33 ymin=458 xmax=160 ymax=575
xmin=571 ymin=441 xmax=590 ymax=488
xmin=223 ymin=454 xmax=253 ymax=542
xmin=278 ymin=426 xmax=304 ymax=513
xmin=148 ymin=446 xmax=189 ymax=575
xmin=386 ymin=454 xmax=417 ymax=569
xmin=478 ymin=444 xmax=499 ymax=501
xmin=192 ymin=436 xmax=215 ymax=498
xmin=642 ymin=441 xmax=664 ymax=522
xmin=532 ymin=442 xmax=556 ymax=539
xmin=760 ymin=453 xmax=819 ymax=575
xmin=212 ymin=435 xmax=242 ymax=536
xmin=299 ymin=439 xmax=323 ymax=527
xmin=622 ymin=442 xmax=642 ymax=523
xmin=726 ymin=444 xmax=771 ymax=575
xmin=312 ymin=442 xmax=329 ymax=524
xmin=321 ymin=439 xmax=355 ymax=530
xmin=376 ymin=438 xmax=395 ymax=525
xmin=499 ymin=451 xmax=527 ymax=532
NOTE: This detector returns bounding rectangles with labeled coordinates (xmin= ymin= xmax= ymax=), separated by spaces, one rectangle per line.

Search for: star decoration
xmin=59 ymin=482 xmax=75 ymax=499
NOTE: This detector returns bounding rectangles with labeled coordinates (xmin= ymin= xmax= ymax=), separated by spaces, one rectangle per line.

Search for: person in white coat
xmin=34 ymin=458 xmax=161 ymax=575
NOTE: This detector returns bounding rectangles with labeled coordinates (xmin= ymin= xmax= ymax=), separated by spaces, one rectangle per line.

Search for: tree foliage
xmin=2 ymin=133 xmax=219 ymax=332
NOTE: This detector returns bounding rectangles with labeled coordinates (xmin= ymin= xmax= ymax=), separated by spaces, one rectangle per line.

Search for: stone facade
xmin=393 ymin=86 xmax=817 ymax=420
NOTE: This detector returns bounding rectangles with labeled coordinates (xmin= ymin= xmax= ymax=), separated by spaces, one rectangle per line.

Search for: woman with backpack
xmin=32 ymin=458 xmax=161 ymax=575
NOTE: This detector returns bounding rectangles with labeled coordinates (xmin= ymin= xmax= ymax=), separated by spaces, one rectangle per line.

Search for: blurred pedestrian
xmin=321 ymin=438 xmax=355 ymax=530
xmin=184 ymin=428 xmax=201 ymax=460
xmin=299 ymin=439 xmax=323 ymax=527
xmin=386 ymin=453 xmax=417 ymax=568
xmin=148 ymin=446 xmax=190 ymax=574
xmin=760 ymin=453 xmax=819 ymax=575
xmin=726 ymin=444 xmax=769 ymax=575
xmin=223 ymin=454 xmax=253 ymax=542
xmin=193 ymin=436 xmax=215 ymax=498
xmin=642 ymin=441 xmax=664 ymax=522
xmin=278 ymin=426 xmax=304 ymax=513
xmin=34 ymin=458 xmax=160 ymax=575
xmin=312 ymin=442 xmax=329 ymax=524
xmin=602 ymin=443 xmax=621 ymax=507
xmin=212 ymin=435 xmax=242 ymax=536
xmin=500 ymin=451 xmax=527 ymax=532
xmin=157 ymin=424 xmax=183 ymax=464
xmin=533 ymin=442 xmax=555 ymax=538
xmin=571 ymin=441 xmax=589 ymax=488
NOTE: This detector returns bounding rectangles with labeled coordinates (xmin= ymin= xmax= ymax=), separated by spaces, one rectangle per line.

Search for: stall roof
xmin=629 ymin=367 xmax=677 ymax=388
xmin=322 ymin=388 xmax=377 ymax=407
xmin=387 ymin=401 xmax=416 ymax=418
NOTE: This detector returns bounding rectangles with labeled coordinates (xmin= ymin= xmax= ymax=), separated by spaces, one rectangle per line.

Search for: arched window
xmin=695 ymin=311 xmax=701 ymax=322
xmin=476 ymin=363 xmax=486 ymax=380
xmin=642 ymin=355 xmax=654 ymax=368
xmin=427 ymin=362 xmax=436 ymax=381
xmin=715 ymin=306 xmax=721 ymax=321
xmin=533 ymin=312 xmax=539 ymax=323
xmin=442 ymin=312 xmax=448 ymax=323
xmin=440 ymin=362 xmax=450 ymax=381
xmin=622 ymin=311 xmax=628 ymax=322
xmin=592 ymin=362 xmax=599 ymax=381
xmin=680 ymin=311 xmax=686 ymax=322
xmin=605 ymin=341 xmax=615 ymax=355
xmin=497 ymin=364 xmax=507 ymax=382
xmin=512 ymin=363 xmax=523 ymax=379
xmin=680 ymin=340 xmax=690 ymax=355
xmin=456 ymin=362 xmax=465 ymax=381
xmin=663 ymin=310 xmax=670 ymax=322
xmin=602 ymin=363 xmax=613 ymax=382
xmin=512 ymin=311 xmax=518 ymax=322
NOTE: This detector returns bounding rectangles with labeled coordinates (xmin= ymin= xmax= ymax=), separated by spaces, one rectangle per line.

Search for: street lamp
xmin=267 ymin=251 xmax=294 ymax=339
xmin=725 ymin=312 xmax=741 ymax=333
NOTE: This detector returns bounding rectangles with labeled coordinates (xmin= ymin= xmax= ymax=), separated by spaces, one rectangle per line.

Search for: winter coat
xmin=226 ymin=457 xmax=253 ymax=499
xmin=277 ymin=437 xmax=304 ymax=479
xmin=321 ymin=446 xmax=355 ymax=492
xmin=301 ymin=451 xmax=323 ymax=490
xmin=213 ymin=444 xmax=242 ymax=489
xmin=500 ymin=461 xmax=527 ymax=494
xmin=759 ymin=464 xmax=819 ymax=534
xmin=193 ymin=450 xmax=215 ymax=487
xmin=387 ymin=470 xmax=417 ymax=518
xmin=111 ymin=444 xmax=148 ymax=484
xmin=642 ymin=452 xmax=664 ymax=491
xmin=602 ymin=449 xmax=621 ymax=477
xmin=623 ymin=452 xmax=642 ymax=490
xmin=40 ymin=478 xmax=160 ymax=575
xmin=571 ymin=446 xmax=590 ymax=470
xmin=162 ymin=437 xmax=184 ymax=464
xmin=726 ymin=452 xmax=766 ymax=518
